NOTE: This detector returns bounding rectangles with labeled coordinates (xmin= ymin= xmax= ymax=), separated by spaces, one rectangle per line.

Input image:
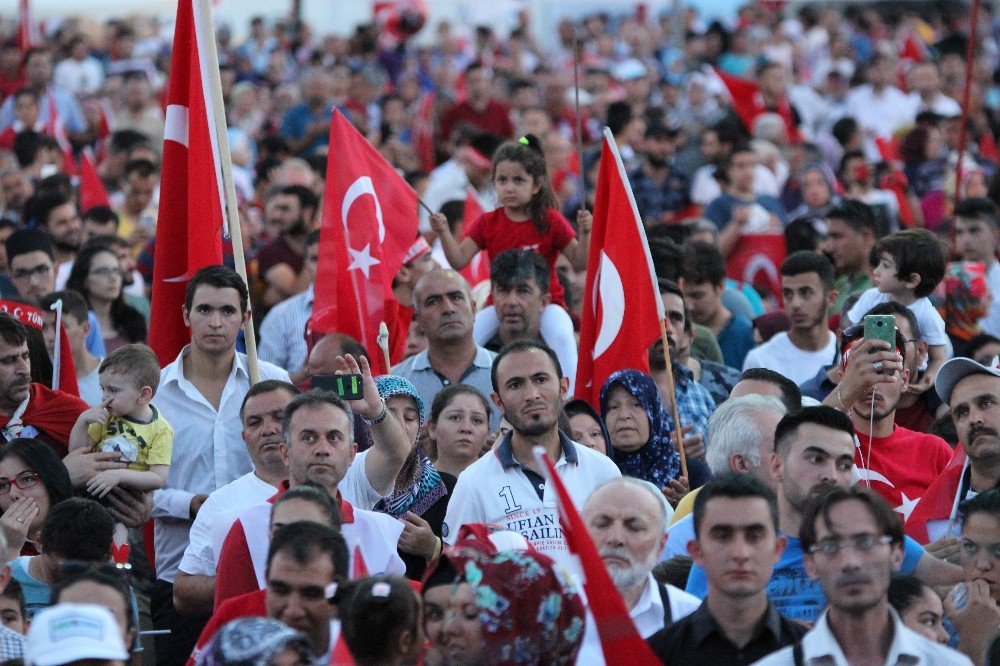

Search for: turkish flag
xmin=79 ymin=148 xmax=109 ymax=212
xmin=458 ymin=188 xmax=491 ymax=288
xmin=412 ymin=91 xmax=436 ymax=173
xmin=905 ymin=445 xmax=967 ymax=544
xmin=148 ymin=0 xmax=225 ymax=366
xmin=16 ymin=0 xmax=37 ymax=52
xmin=310 ymin=110 xmax=419 ymax=375
xmin=726 ymin=233 xmax=787 ymax=303
xmin=536 ymin=449 xmax=661 ymax=665
xmin=0 ymin=300 xmax=77 ymax=396
xmin=713 ymin=67 xmax=801 ymax=143
xmin=575 ymin=129 xmax=663 ymax=407
xmin=43 ymin=92 xmax=77 ymax=177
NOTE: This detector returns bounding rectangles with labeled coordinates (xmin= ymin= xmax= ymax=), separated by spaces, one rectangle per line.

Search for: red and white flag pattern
xmin=458 ymin=187 xmax=491 ymax=288
xmin=148 ymin=0 xmax=225 ymax=366
xmin=575 ymin=128 xmax=663 ymax=407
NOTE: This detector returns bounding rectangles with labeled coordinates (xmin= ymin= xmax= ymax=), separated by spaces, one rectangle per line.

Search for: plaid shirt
xmin=628 ymin=165 xmax=690 ymax=223
xmin=0 ymin=624 xmax=24 ymax=660
xmin=669 ymin=363 xmax=716 ymax=442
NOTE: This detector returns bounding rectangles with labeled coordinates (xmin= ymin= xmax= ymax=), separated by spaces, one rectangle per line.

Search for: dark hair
xmin=107 ymin=130 xmax=152 ymax=156
xmin=874 ymin=229 xmax=946 ymax=299
xmin=239 ymin=379 xmax=300 ymax=422
xmin=965 ymin=333 xmax=1000 ymax=362
xmin=66 ymin=241 xmax=146 ymax=344
xmin=305 ymin=228 xmax=321 ymax=249
xmin=98 ymin=344 xmax=160 ymax=393
xmin=266 ymin=521 xmax=349 ymax=582
xmin=272 ymin=184 xmax=319 ymax=216
xmin=429 ymin=384 xmax=491 ymax=423
xmin=838 ymin=149 xmax=867 ymax=178
xmin=0 ymin=439 xmax=72 ymax=511
xmin=24 ymin=192 xmax=73 ymax=229
xmin=282 ymin=390 xmax=354 ymax=445
xmin=40 ymin=498 xmax=114 ymax=561
xmin=184 ymin=265 xmax=249 ymax=314
xmin=954 ymin=197 xmax=999 ymax=230
xmin=737 ymin=368 xmax=802 ymax=414
xmin=51 ymin=570 xmax=134 ymax=633
xmin=681 ymin=240 xmax=727 ymax=287
xmin=12 ymin=87 xmax=37 ymax=104
xmin=491 ymin=135 xmax=557 ymax=235
xmin=340 ymin=575 xmax=420 ymax=664
xmin=774 ymin=406 xmax=854 ymax=457
xmin=658 ymin=279 xmax=692 ymax=334
xmin=122 ymin=158 xmax=157 ymax=181
xmin=36 ymin=174 xmax=73 ymax=200
xmin=82 ymin=206 xmax=120 ymax=230
xmin=888 ymin=574 xmax=934 ymax=615
xmin=693 ymin=472 xmax=779 ymax=539
xmin=800 ymin=486 xmax=904 ymax=554
xmin=5 ymin=228 xmax=54 ymax=264
xmin=490 ymin=249 xmax=549 ymax=294
xmin=863 ymin=301 xmax=921 ymax=341
xmin=271 ymin=484 xmax=342 ymax=530
xmin=0 ymin=313 xmax=28 ymax=348
xmin=780 ymin=250 xmax=835 ymax=291
xmin=606 ymin=101 xmax=634 ymax=137
xmin=826 ymin=200 xmax=877 ymax=236
xmin=1 ymin=578 xmax=24 ymax=619
xmin=491 ymin=339 xmax=562 ymax=392
xmin=960 ymin=488 xmax=1000 ymax=526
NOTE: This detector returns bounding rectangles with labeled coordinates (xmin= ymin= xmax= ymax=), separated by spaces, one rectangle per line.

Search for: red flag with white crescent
xmin=148 ymin=0 xmax=225 ymax=366
xmin=310 ymin=110 xmax=419 ymax=375
xmin=726 ymin=233 xmax=786 ymax=304
xmin=575 ymin=129 xmax=663 ymax=407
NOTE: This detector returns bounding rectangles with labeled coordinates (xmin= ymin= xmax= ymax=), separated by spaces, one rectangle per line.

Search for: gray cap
xmin=935 ymin=356 xmax=1000 ymax=404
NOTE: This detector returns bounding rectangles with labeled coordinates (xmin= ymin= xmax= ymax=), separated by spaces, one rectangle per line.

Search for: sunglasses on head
xmin=59 ymin=560 xmax=131 ymax=578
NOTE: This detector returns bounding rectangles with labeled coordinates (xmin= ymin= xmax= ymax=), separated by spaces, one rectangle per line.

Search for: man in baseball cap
xmin=26 ymin=604 xmax=129 ymax=666
xmin=905 ymin=356 xmax=1000 ymax=545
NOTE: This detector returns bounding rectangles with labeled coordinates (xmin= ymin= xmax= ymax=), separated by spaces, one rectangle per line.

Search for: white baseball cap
xmin=935 ymin=355 xmax=1000 ymax=405
xmin=26 ymin=604 xmax=129 ymax=666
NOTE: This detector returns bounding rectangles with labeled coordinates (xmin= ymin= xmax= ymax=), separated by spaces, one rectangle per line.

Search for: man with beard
xmin=24 ymin=191 xmax=81 ymax=273
xmin=173 ymin=380 xmax=300 ymax=616
xmin=257 ymin=185 xmax=318 ymax=309
xmin=685 ymin=407 xmax=961 ymax=622
xmin=743 ymin=251 xmax=838 ymax=385
xmin=580 ymin=477 xmax=700 ymax=662
xmin=628 ymin=124 xmax=691 ymax=225
xmin=756 ymin=487 xmax=971 ymax=665
xmin=836 ymin=313 xmax=953 ymax=523
xmin=649 ymin=474 xmax=807 ymax=664
xmin=819 ymin=201 xmax=877 ymax=316
xmin=907 ymin=356 xmax=1000 ymax=545
xmin=111 ymin=159 xmax=158 ymax=251
xmin=442 ymin=340 xmax=619 ymax=570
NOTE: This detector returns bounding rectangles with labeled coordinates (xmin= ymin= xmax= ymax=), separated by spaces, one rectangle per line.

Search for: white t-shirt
xmin=847 ymin=288 xmax=948 ymax=346
xmin=77 ymin=365 xmax=102 ymax=407
xmin=742 ymin=331 xmax=838 ymax=385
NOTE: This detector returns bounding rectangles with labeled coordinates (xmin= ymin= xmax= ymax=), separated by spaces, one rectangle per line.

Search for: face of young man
xmin=960 ymin=511 xmax=1000 ymax=602
xmin=681 ymin=282 xmax=721 ymax=328
xmin=182 ymin=285 xmax=249 ymax=357
xmin=266 ymin=550 xmax=336 ymax=654
xmin=820 ymin=218 xmax=871 ymax=276
xmin=491 ymin=348 xmax=567 ymax=438
xmin=955 ymin=216 xmax=998 ymax=265
xmin=781 ymin=272 xmax=834 ymax=336
xmin=771 ymin=424 xmax=855 ymax=514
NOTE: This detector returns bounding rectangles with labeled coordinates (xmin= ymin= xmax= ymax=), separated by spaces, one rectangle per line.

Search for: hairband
xmin=371 ymin=582 xmax=392 ymax=598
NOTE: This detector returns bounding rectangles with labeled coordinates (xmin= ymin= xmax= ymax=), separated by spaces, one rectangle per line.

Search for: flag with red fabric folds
xmin=535 ymin=448 xmax=661 ymax=665
xmin=458 ymin=188 xmax=491 ymax=288
xmin=712 ymin=67 xmax=801 ymax=143
xmin=310 ymin=110 xmax=419 ymax=375
xmin=575 ymin=129 xmax=663 ymax=407
xmin=78 ymin=148 xmax=109 ymax=211
xmin=148 ymin=0 xmax=225 ymax=366
xmin=16 ymin=0 xmax=38 ymax=52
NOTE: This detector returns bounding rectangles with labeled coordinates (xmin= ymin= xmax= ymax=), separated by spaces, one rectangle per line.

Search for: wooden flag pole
xmin=952 ymin=0 xmax=982 ymax=214
xmin=572 ymin=31 xmax=587 ymax=212
xmin=377 ymin=321 xmax=391 ymax=373
xmin=658 ymin=318 xmax=688 ymax=480
xmin=197 ymin=0 xmax=260 ymax=384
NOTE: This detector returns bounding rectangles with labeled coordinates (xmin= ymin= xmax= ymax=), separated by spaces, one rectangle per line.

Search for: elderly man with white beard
xmin=578 ymin=477 xmax=700 ymax=662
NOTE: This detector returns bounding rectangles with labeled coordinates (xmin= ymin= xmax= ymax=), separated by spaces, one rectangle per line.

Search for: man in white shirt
xmin=756 ymin=487 xmax=972 ymax=665
xmin=954 ymin=198 xmax=1000 ymax=337
xmin=845 ymin=53 xmax=916 ymax=140
xmin=173 ymin=380 xmax=298 ymax=616
xmin=151 ymin=266 xmax=290 ymax=666
xmin=441 ymin=340 xmax=620 ymax=571
xmin=907 ymin=61 xmax=962 ymax=118
xmin=743 ymin=252 xmax=838 ymax=385
xmin=579 ymin=477 xmax=700 ymax=663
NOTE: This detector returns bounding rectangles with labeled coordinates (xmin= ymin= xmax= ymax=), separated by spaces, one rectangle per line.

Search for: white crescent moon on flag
xmin=854 ymin=467 xmax=895 ymax=487
xmin=341 ymin=176 xmax=386 ymax=243
xmin=164 ymin=104 xmax=189 ymax=148
xmin=593 ymin=251 xmax=624 ymax=360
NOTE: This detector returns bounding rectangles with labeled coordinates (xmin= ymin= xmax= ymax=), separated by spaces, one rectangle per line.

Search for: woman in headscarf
xmin=788 ymin=162 xmax=840 ymax=224
xmin=196 ymin=617 xmax=315 ymax=666
xmin=372 ymin=375 xmax=450 ymax=580
xmin=599 ymin=370 xmax=712 ymax=499
xmin=562 ymin=399 xmax=610 ymax=455
xmin=438 ymin=548 xmax=586 ymax=665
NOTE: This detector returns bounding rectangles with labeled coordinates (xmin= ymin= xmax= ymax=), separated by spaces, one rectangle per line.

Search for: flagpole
xmin=196 ymin=0 xmax=260 ymax=384
xmin=953 ymin=0 xmax=982 ymax=214
xmin=658 ymin=320 xmax=689 ymax=480
xmin=572 ymin=31 xmax=587 ymax=212
xmin=377 ymin=321 xmax=391 ymax=372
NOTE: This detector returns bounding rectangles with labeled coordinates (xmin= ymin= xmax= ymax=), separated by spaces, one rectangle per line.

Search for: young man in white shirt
xmin=955 ymin=198 xmax=1000 ymax=337
xmin=742 ymin=251 xmax=837 ymax=385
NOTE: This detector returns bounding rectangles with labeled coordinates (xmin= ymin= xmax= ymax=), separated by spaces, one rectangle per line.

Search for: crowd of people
xmin=0 ymin=0 xmax=999 ymax=664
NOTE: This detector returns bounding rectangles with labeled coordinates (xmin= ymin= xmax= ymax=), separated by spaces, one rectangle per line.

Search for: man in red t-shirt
xmin=840 ymin=334 xmax=955 ymax=522
xmin=438 ymin=61 xmax=515 ymax=144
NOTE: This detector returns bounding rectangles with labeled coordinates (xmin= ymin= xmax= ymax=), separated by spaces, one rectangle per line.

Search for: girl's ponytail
xmin=492 ymin=134 xmax=558 ymax=235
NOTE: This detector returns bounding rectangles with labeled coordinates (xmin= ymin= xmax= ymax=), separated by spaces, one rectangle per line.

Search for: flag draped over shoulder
xmin=575 ymin=129 xmax=663 ymax=407
xmin=310 ymin=110 xmax=419 ymax=375
xmin=148 ymin=0 xmax=225 ymax=366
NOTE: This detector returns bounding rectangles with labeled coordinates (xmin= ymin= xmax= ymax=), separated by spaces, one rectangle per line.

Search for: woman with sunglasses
xmin=0 ymin=438 xmax=72 ymax=558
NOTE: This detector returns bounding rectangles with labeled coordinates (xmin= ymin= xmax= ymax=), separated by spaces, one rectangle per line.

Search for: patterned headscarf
xmin=449 ymin=549 xmax=585 ymax=665
xmin=599 ymin=369 xmax=682 ymax=488
xmin=196 ymin=618 xmax=314 ymax=666
xmin=372 ymin=375 xmax=447 ymax=518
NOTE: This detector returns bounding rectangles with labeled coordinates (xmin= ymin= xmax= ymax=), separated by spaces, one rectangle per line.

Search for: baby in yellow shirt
xmin=70 ymin=343 xmax=172 ymax=546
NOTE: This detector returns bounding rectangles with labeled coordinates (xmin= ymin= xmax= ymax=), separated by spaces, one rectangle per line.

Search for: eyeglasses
xmin=0 ymin=470 xmax=40 ymax=495
xmin=807 ymin=534 xmax=894 ymax=557
xmin=11 ymin=264 xmax=52 ymax=281
xmin=89 ymin=267 xmax=123 ymax=279
xmin=960 ymin=539 xmax=1000 ymax=561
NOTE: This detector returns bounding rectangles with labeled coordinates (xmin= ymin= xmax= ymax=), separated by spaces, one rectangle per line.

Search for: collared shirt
xmin=152 ymin=346 xmax=289 ymax=583
xmin=628 ymin=164 xmax=691 ymax=222
xmin=698 ymin=359 xmax=741 ymax=406
xmin=0 ymin=624 xmax=23 ymax=660
xmin=648 ymin=599 xmax=806 ymax=666
xmin=441 ymin=430 xmax=620 ymax=572
xmin=391 ymin=345 xmax=500 ymax=429
xmin=670 ymin=363 xmax=716 ymax=442
xmin=258 ymin=284 xmax=313 ymax=373
xmin=753 ymin=607 xmax=973 ymax=665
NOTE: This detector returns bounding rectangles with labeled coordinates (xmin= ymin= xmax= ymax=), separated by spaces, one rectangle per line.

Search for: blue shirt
xmin=685 ymin=533 xmax=925 ymax=623
xmin=703 ymin=193 xmax=789 ymax=231
xmin=279 ymin=102 xmax=334 ymax=154
xmin=717 ymin=315 xmax=755 ymax=370
xmin=627 ymin=165 xmax=690 ymax=223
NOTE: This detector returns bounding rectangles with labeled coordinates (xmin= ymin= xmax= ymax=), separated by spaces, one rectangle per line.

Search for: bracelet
xmin=429 ymin=536 xmax=443 ymax=562
xmin=364 ymin=401 xmax=389 ymax=425
xmin=836 ymin=385 xmax=848 ymax=412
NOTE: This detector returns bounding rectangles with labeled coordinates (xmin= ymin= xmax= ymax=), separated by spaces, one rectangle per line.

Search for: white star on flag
xmin=348 ymin=244 xmax=380 ymax=278
xmin=895 ymin=492 xmax=919 ymax=522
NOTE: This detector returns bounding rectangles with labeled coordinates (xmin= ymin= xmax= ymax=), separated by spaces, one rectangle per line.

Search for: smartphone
xmin=311 ymin=374 xmax=364 ymax=400
xmin=864 ymin=314 xmax=896 ymax=348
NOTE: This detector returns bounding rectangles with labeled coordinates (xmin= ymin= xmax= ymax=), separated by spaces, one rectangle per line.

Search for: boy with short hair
xmin=954 ymin=197 xmax=1000 ymax=337
xmin=39 ymin=290 xmax=101 ymax=406
xmin=0 ymin=579 xmax=27 ymax=635
xmin=69 ymin=343 xmax=172 ymax=544
xmin=846 ymin=228 xmax=947 ymax=394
